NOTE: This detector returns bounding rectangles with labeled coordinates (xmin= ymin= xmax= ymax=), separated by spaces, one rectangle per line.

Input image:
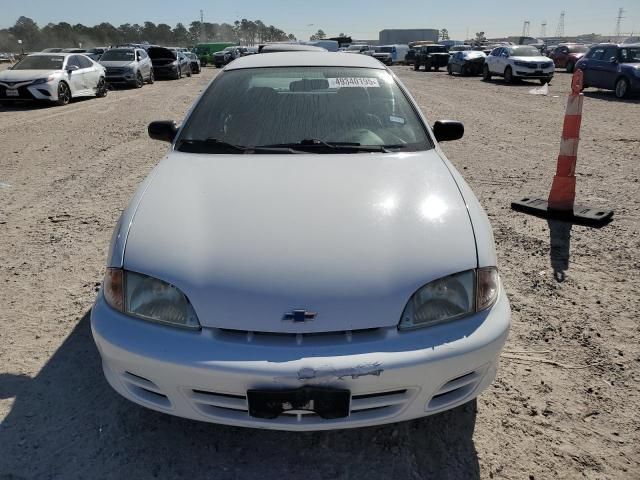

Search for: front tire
xmin=56 ymin=81 xmax=71 ymax=106
xmin=147 ymin=69 xmax=154 ymax=84
xmin=504 ymin=66 xmax=514 ymax=83
xmin=482 ymin=64 xmax=492 ymax=81
xmin=447 ymin=64 xmax=452 ymax=75
xmin=186 ymin=66 xmax=192 ymax=77
xmin=413 ymin=62 xmax=420 ymax=71
xmin=615 ymin=77 xmax=630 ymax=99
xmin=96 ymin=77 xmax=108 ymax=98
xmin=566 ymin=61 xmax=575 ymax=73
xmin=135 ymin=72 xmax=144 ymax=88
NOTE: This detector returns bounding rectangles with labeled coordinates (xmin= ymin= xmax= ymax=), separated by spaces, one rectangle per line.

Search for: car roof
xmin=225 ymin=51 xmax=385 ymax=70
xmin=28 ymin=52 xmax=73 ymax=57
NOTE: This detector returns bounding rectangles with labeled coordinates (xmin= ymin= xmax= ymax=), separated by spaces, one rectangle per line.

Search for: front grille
xmin=186 ymin=387 xmax=416 ymax=425
xmin=426 ymin=370 xmax=482 ymax=411
xmin=106 ymin=67 xmax=125 ymax=75
xmin=0 ymin=85 xmax=36 ymax=100
xmin=214 ymin=327 xmax=385 ymax=346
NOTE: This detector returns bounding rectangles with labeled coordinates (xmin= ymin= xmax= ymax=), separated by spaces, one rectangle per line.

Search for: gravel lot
xmin=1 ymin=64 xmax=638 ymax=480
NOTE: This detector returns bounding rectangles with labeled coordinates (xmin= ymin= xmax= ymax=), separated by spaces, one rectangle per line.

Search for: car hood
xmin=511 ymin=55 xmax=551 ymax=62
xmin=123 ymin=151 xmax=478 ymax=333
xmin=147 ymin=47 xmax=176 ymax=60
xmin=99 ymin=60 xmax=134 ymax=68
xmin=0 ymin=69 xmax=59 ymax=82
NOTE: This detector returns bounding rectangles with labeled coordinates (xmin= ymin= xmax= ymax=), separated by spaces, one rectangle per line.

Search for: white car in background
xmin=0 ymin=52 xmax=107 ymax=106
xmin=92 ymin=52 xmax=510 ymax=431
xmin=483 ymin=45 xmax=554 ymax=84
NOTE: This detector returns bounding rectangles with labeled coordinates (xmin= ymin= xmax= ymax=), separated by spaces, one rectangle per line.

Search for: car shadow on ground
xmin=582 ymin=90 xmax=640 ymax=104
xmin=0 ymin=312 xmax=480 ymax=480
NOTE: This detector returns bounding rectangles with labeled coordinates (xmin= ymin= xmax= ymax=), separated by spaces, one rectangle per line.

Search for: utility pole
xmin=200 ymin=9 xmax=205 ymax=42
xmin=540 ymin=21 xmax=547 ymax=38
xmin=522 ymin=20 xmax=530 ymax=37
xmin=555 ymin=11 xmax=565 ymax=38
xmin=615 ymin=8 xmax=625 ymax=39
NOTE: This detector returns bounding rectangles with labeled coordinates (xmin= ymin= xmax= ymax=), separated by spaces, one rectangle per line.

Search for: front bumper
xmin=153 ymin=65 xmax=179 ymax=77
xmin=91 ymin=289 xmax=510 ymax=431
xmin=513 ymin=65 xmax=555 ymax=79
xmin=0 ymin=81 xmax=57 ymax=101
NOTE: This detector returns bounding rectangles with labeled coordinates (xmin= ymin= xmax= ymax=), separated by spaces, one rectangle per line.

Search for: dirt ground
xmin=0 ymin=64 xmax=638 ymax=480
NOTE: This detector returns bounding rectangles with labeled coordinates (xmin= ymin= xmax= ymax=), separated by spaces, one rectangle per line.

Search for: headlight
xmin=398 ymin=267 xmax=499 ymax=331
xmin=103 ymin=268 xmax=201 ymax=329
xmin=32 ymin=76 xmax=54 ymax=85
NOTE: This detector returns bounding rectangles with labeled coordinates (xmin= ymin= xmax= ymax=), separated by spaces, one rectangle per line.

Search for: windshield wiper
xmin=177 ymin=138 xmax=299 ymax=154
xmin=258 ymin=139 xmax=393 ymax=153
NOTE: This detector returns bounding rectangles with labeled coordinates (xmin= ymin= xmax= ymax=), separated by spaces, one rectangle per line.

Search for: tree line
xmin=0 ymin=16 xmax=297 ymax=52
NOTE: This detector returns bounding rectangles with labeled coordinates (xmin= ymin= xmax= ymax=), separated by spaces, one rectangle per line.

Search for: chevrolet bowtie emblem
xmin=283 ymin=310 xmax=317 ymax=322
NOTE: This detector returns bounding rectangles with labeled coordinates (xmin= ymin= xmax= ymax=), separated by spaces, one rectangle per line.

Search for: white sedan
xmin=483 ymin=45 xmax=555 ymax=84
xmin=92 ymin=52 xmax=510 ymax=431
xmin=0 ymin=52 xmax=107 ymax=106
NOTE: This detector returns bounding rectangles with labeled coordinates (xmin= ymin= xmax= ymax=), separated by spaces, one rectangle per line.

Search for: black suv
xmin=413 ymin=45 xmax=450 ymax=71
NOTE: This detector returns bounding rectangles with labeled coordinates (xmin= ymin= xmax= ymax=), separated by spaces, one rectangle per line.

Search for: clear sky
xmin=2 ymin=0 xmax=639 ymax=41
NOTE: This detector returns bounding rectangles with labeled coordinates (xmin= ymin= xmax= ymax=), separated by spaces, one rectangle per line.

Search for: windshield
xmin=100 ymin=50 xmax=135 ymax=61
xmin=568 ymin=45 xmax=588 ymax=54
xmin=176 ymin=66 xmax=431 ymax=154
xmin=620 ymin=47 xmax=640 ymax=63
xmin=13 ymin=55 xmax=64 ymax=70
xmin=510 ymin=46 xmax=539 ymax=56
xmin=427 ymin=46 xmax=447 ymax=53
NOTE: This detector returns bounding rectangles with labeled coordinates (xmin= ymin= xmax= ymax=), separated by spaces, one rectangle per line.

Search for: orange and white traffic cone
xmin=512 ymin=70 xmax=613 ymax=227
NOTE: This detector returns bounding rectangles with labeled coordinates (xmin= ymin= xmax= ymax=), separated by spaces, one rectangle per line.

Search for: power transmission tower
xmin=522 ymin=20 xmax=530 ymax=37
xmin=615 ymin=8 xmax=625 ymax=38
xmin=541 ymin=21 xmax=547 ymax=38
xmin=555 ymin=11 xmax=565 ymax=37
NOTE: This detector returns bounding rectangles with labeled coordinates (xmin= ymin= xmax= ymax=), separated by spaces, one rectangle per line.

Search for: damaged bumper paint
xmin=91 ymin=288 xmax=510 ymax=431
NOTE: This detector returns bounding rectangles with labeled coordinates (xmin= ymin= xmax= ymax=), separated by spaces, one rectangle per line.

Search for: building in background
xmin=379 ymin=29 xmax=439 ymax=45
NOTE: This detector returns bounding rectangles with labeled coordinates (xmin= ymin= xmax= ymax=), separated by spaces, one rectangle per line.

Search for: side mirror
xmin=148 ymin=120 xmax=178 ymax=143
xmin=433 ymin=120 xmax=464 ymax=142
xmin=67 ymin=65 xmax=79 ymax=72
xmin=609 ymin=57 xmax=618 ymax=64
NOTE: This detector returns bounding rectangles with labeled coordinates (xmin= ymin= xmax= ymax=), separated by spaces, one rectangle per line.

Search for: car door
xmin=78 ymin=55 xmax=98 ymax=93
xmin=136 ymin=49 xmax=149 ymax=78
xmin=453 ymin=52 xmax=463 ymax=72
xmin=583 ymin=47 xmax=606 ymax=87
xmin=65 ymin=55 xmax=85 ymax=94
xmin=598 ymin=46 xmax=620 ymax=90
xmin=487 ymin=48 xmax=501 ymax=73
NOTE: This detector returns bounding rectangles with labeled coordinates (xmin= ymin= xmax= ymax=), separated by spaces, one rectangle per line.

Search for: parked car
xmin=575 ymin=43 xmax=640 ymax=98
xmin=41 ymin=48 xmax=64 ymax=53
xmin=0 ymin=53 xmax=107 ymax=106
xmin=213 ymin=46 xmax=242 ymax=68
xmin=345 ymin=44 xmax=374 ymax=55
xmin=92 ymin=51 xmax=510 ymax=431
xmin=258 ymin=44 xmax=326 ymax=53
xmin=171 ymin=49 xmax=192 ymax=77
xmin=184 ymin=52 xmax=201 ymax=74
xmin=147 ymin=46 xmax=188 ymax=79
xmin=193 ymin=42 xmax=235 ymax=66
xmin=0 ymin=53 xmax=15 ymax=63
xmin=483 ymin=45 xmax=554 ymax=84
xmin=413 ymin=44 xmax=450 ymax=71
xmin=448 ymin=51 xmax=487 ymax=76
xmin=449 ymin=45 xmax=472 ymax=55
xmin=548 ymin=44 xmax=589 ymax=72
xmin=99 ymin=47 xmax=154 ymax=88
xmin=85 ymin=47 xmax=108 ymax=61
xmin=372 ymin=45 xmax=410 ymax=65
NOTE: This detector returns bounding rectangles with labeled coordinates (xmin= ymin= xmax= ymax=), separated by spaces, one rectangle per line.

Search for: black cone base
xmin=511 ymin=197 xmax=613 ymax=228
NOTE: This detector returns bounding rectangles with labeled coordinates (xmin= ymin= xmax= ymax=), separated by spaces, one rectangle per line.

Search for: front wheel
xmin=186 ymin=66 xmax=192 ymax=77
xmin=615 ymin=77 xmax=630 ymax=99
xmin=56 ymin=81 xmax=71 ymax=106
xmin=147 ymin=69 xmax=154 ymax=84
xmin=482 ymin=65 xmax=492 ymax=81
xmin=447 ymin=64 xmax=452 ymax=75
xmin=504 ymin=66 xmax=514 ymax=83
xmin=135 ymin=71 xmax=144 ymax=88
xmin=413 ymin=62 xmax=420 ymax=71
xmin=96 ymin=77 xmax=108 ymax=98
xmin=566 ymin=62 xmax=575 ymax=73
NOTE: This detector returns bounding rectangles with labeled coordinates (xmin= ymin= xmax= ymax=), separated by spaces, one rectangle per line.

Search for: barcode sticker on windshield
xmin=328 ymin=77 xmax=380 ymax=88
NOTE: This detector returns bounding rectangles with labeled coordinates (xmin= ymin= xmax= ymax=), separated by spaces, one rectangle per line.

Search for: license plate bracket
xmin=247 ymin=386 xmax=351 ymax=419
xmin=535 ymin=70 xmax=543 ymax=75
xmin=6 ymin=89 xmax=18 ymax=97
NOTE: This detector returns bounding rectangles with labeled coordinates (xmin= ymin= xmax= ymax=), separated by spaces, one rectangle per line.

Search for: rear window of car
xmin=13 ymin=55 xmax=64 ymax=70
xmin=176 ymin=66 xmax=432 ymax=154
xmin=427 ymin=46 xmax=447 ymax=53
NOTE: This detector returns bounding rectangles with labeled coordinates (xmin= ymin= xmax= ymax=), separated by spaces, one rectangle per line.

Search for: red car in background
xmin=549 ymin=44 xmax=589 ymax=72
